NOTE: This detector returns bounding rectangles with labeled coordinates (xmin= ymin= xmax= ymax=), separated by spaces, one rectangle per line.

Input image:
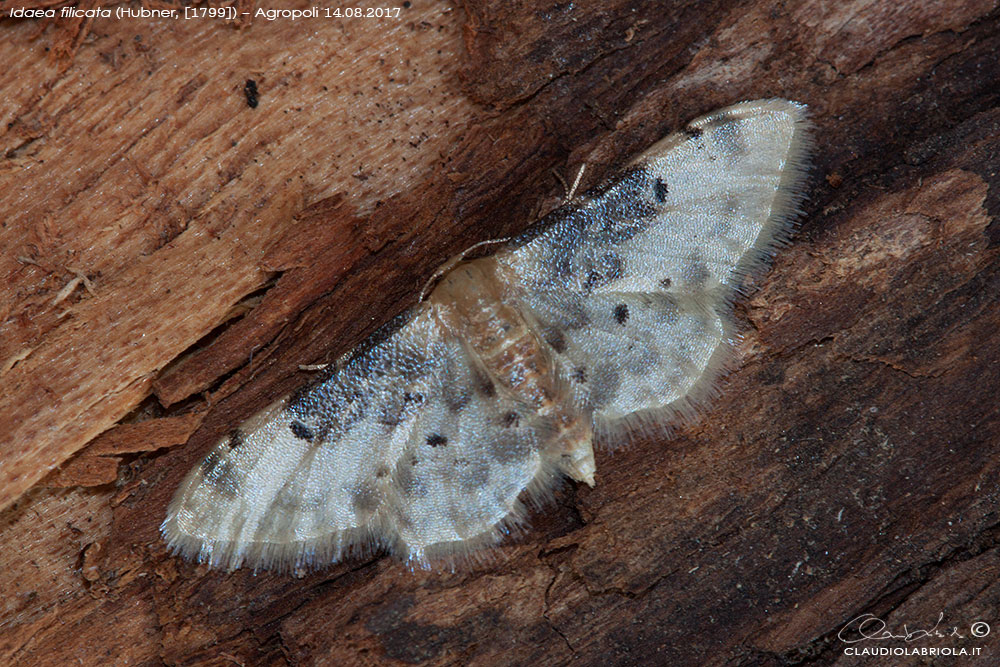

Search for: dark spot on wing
xmin=290 ymin=420 xmax=314 ymax=442
xmin=654 ymin=177 xmax=668 ymax=202
xmin=425 ymin=433 xmax=448 ymax=447
xmin=502 ymin=411 xmax=520 ymax=428
xmin=583 ymin=270 xmax=602 ymax=294
xmin=582 ymin=252 xmax=624 ymax=294
xmin=599 ymin=253 xmax=624 ymax=281
xmin=375 ymin=465 xmax=390 ymax=479
xmin=443 ymin=384 xmax=471 ymax=412
xmin=686 ymin=258 xmax=711 ymax=285
xmin=613 ymin=304 xmax=629 ymax=325
xmin=200 ymin=450 xmax=222 ymax=476
xmin=544 ymin=327 xmax=567 ymax=354
xmin=380 ymin=390 xmax=425 ymax=427
xmin=591 ymin=169 xmax=657 ymax=243
xmin=471 ymin=366 xmax=496 ymax=397
xmin=201 ymin=450 xmax=240 ymax=496
xmin=378 ymin=404 xmax=403 ymax=427
xmin=571 ymin=367 xmax=587 ymax=384
xmin=659 ymin=277 xmax=673 ymax=289
xmin=226 ymin=430 xmax=244 ymax=449
xmin=684 ymin=126 xmax=703 ymax=139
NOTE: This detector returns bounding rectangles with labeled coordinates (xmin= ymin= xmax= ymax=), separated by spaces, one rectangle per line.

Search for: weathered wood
xmin=1 ymin=1 xmax=998 ymax=665
xmin=44 ymin=412 xmax=205 ymax=487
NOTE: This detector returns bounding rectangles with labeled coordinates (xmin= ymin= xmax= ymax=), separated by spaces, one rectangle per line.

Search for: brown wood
xmin=2 ymin=1 xmax=999 ymax=665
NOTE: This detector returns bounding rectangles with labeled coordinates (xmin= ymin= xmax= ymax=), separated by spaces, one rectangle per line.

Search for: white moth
xmin=162 ymin=99 xmax=812 ymax=571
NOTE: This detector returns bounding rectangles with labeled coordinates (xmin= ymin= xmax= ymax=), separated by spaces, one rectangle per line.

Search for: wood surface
xmin=1 ymin=0 xmax=998 ymax=665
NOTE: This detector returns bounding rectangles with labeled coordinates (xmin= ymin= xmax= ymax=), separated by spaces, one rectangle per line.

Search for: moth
xmin=162 ymin=99 xmax=812 ymax=571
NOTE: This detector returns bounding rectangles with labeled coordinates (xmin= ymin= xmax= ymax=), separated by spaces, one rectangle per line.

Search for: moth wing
xmin=379 ymin=334 xmax=561 ymax=565
xmin=509 ymin=290 xmax=726 ymax=426
xmin=162 ymin=305 xmax=556 ymax=570
xmin=495 ymin=99 xmax=811 ymax=431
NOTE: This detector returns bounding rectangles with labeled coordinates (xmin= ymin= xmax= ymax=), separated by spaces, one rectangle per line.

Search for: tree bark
xmin=1 ymin=1 xmax=998 ymax=665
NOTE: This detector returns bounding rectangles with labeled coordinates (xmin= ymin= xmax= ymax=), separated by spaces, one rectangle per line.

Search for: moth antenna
xmin=565 ymin=163 xmax=586 ymax=202
xmin=418 ymin=236 xmax=512 ymax=302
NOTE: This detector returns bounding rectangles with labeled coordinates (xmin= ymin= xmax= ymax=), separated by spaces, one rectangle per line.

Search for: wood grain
xmin=1 ymin=0 xmax=998 ymax=665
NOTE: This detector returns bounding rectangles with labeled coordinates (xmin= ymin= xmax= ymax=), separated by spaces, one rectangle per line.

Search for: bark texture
xmin=1 ymin=1 xmax=999 ymax=665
